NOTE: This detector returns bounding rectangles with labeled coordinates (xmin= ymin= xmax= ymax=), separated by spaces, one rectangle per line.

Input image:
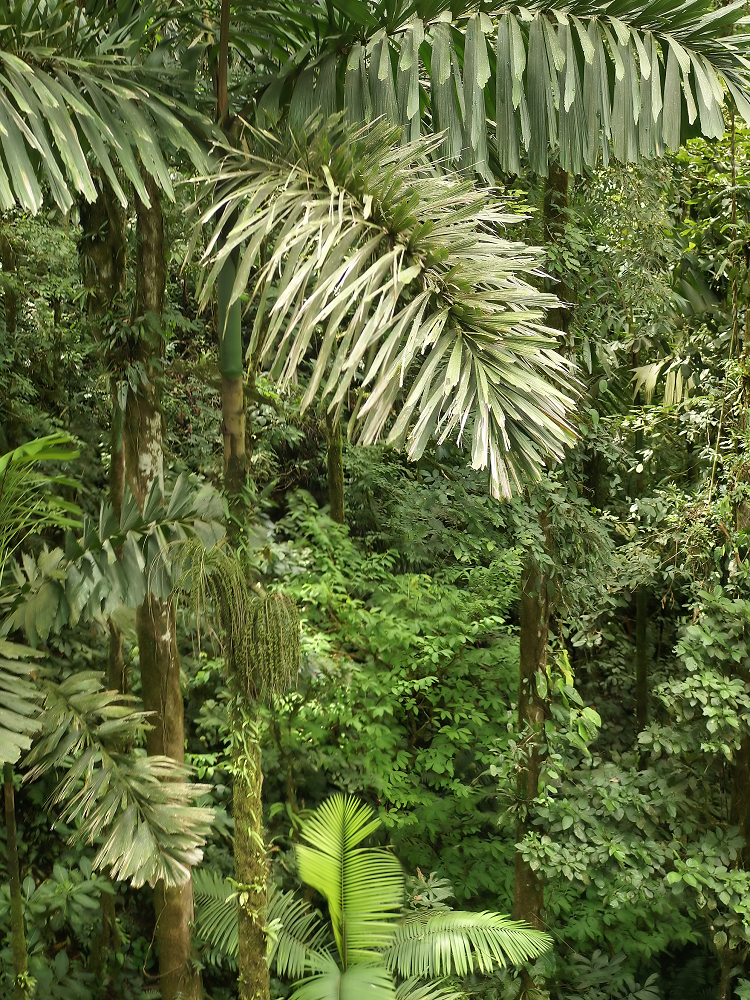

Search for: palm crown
xmin=195 ymin=793 xmax=551 ymax=999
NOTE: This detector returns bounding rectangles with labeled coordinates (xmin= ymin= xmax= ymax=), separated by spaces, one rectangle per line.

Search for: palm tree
xmin=194 ymin=793 xmax=551 ymax=1000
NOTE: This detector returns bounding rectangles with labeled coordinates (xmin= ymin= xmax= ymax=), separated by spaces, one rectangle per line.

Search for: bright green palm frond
xmin=395 ymin=978 xmax=468 ymax=1000
xmin=23 ymin=670 xmax=214 ymax=888
xmin=382 ymin=911 xmax=552 ymax=979
xmin=193 ymin=867 xmax=239 ymax=964
xmin=268 ymin=885 xmax=331 ymax=979
xmin=0 ymin=433 xmax=80 ymax=579
xmin=0 ymin=640 xmax=43 ymax=765
xmin=296 ymin=794 xmax=404 ymax=967
xmin=290 ymin=959 xmax=398 ymax=1000
xmin=198 ymin=123 xmax=576 ymax=498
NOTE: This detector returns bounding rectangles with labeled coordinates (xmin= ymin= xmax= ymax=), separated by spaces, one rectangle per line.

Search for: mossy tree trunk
xmin=325 ymin=411 xmax=345 ymax=524
xmin=232 ymin=700 xmax=270 ymax=1000
xmin=4 ymin=763 xmax=27 ymax=1000
xmin=123 ymin=170 xmax=201 ymax=1000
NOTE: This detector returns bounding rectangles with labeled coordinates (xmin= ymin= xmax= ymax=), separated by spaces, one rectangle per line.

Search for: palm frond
xmin=382 ymin=911 xmax=552 ymax=979
xmin=228 ymin=0 xmax=750 ymax=177
xmin=395 ymin=978 xmax=468 ymax=1000
xmin=0 ymin=639 xmax=43 ymax=765
xmin=0 ymin=433 xmax=80 ymax=579
xmin=268 ymin=885 xmax=331 ymax=979
xmin=23 ymin=670 xmax=214 ymax=888
xmin=290 ymin=959 xmax=398 ymax=1000
xmin=198 ymin=122 xmax=577 ymax=498
xmin=296 ymin=794 xmax=404 ymax=966
xmin=193 ymin=867 xmax=239 ymax=964
xmin=0 ymin=0 xmax=214 ymax=213
xmin=192 ymin=869 xmax=330 ymax=978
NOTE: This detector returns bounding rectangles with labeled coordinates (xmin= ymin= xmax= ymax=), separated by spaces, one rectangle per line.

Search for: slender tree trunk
xmin=732 ymin=735 xmax=750 ymax=868
xmin=325 ymin=411 xmax=345 ymax=524
xmin=0 ymin=232 xmax=18 ymax=333
xmin=512 ymin=165 xmax=570 ymax=940
xmin=633 ymin=381 xmax=650 ymax=740
xmin=513 ymin=557 xmax=548 ymax=932
xmin=232 ymin=702 xmax=270 ymax=1000
xmin=4 ymin=763 xmax=28 ymax=1000
xmin=122 ymin=170 xmax=201 ymax=1000
xmin=218 ymin=253 xmax=246 ymax=497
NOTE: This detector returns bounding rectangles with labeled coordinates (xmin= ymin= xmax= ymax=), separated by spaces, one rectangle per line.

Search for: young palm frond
xmin=296 ymin=794 xmax=404 ymax=967
xmin=382 ymin=912 xmax=552 ymax=978
xmin=197 ymin=122 xmax=576 ymax=499
xmin=291 ymin=957 xmax=399 ymax=1000
xmin=23 ymin=671 xmax=214 ymax=887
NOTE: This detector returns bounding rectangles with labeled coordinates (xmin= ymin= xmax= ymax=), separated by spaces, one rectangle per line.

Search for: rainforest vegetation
xmin=2 ymin=1 xmax=750 ymax=999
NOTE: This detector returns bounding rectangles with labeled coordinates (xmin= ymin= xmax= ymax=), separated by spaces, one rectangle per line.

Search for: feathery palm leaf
xmin=227 ymin=0 xmax=750 ymax=177
xmin=193 ymin=869 xmax=330 ymax=977
xmin=23 ymin=670 xmax=214 ymax=887
xmin=395 ymin=978 xmax=468 ymax=1000
xmin=382 ymin=911 xmax=552 ymax=978
xmin=0 ymin=433 xmax=79 ymax=580
xmin=291 ymin=958 xmax=398 ymax=1000
xmin=198 ymin=122 xmax=576 ymax=498
xmin=0 ymin=639 xmax=43 ymax=764
xmin=296 ymin=793 xmax=404 ymax=966
xmin=193 ymin=867 xmax=240 ymax=963
xmin=0 ymin=0 xmax=214 ymax=213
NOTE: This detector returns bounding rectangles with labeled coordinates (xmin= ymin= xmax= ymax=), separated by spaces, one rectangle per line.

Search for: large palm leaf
xmin=295 ymin=794 xmax=404 ymax=967
xmin=197 ymin=122 xmax=576 ymax=499
xmin=22 ymin=670 xmax=215 ymax=888
xmin=382 ymin=911 xmax=552 ymax=978
xmin=0 ymin=0 xmax=213 ymax=212
xmin=221 ymin=0 xmax=750 ymax=178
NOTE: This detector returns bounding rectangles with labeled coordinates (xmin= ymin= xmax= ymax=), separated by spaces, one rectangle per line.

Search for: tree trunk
xmin=325 ymin=411 xmax=345 ymax=524
xmin=4 ymin=763 xmax=28 ymax=1000
xmin=732 ymin=735 xmax=750 ymax=867
xmin=123 ymin=170 xmax=201 ymax=1000
xmin=513 ymin=556 xmax=548 ymax=931
xmin=218 ymin=253 xmax=246 ymax=497
xmin=635 ymin=585 xmax=648 ymax=732
xmin=233 ymin=702 xmax=270 ymax=1000
xmin=0 ymin=232 xmax=18 ymax=333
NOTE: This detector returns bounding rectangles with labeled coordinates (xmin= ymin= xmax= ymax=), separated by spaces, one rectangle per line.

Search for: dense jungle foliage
xmin=3 ymin=1 xmax=750 ymax=1000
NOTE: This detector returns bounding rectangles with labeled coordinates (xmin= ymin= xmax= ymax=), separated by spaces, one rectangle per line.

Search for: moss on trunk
xmin=4 ymin=763 xmax=28 ymax=1000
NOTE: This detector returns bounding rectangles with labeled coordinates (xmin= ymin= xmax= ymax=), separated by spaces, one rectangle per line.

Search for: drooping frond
xmin=296 ymin=794 xmax=404 ymax=967
xmin=173 ymin=538 xmax=300 ymax=702
xmin=193 ymin=867 xmax=239 ymax=964
xmin=197 ymin=122 xmax=577 ymax=498
xmin=23 ymin=670 xmax=214 ymax=888
xmin=229 ymin=0 xmax=750 ymax=177
xmin=0 ymin=0 xmax=214 ymax=213
xmin=0 ymin=639 xmax=43 ymax=764
xmin=0 ymin=433 xmax=79 ymax=579
xmin=193 ymin=869 xmax=330 ymax=976
xmin=382 ymin=911 xmax=552 ymax=979
xmin=395 ymin=978 xmax=469 ymax=1000
xmin=290 ymin=958 xmax=398 ymax=1000
xmin=268 ymin=885 xmax=332 ymax=980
